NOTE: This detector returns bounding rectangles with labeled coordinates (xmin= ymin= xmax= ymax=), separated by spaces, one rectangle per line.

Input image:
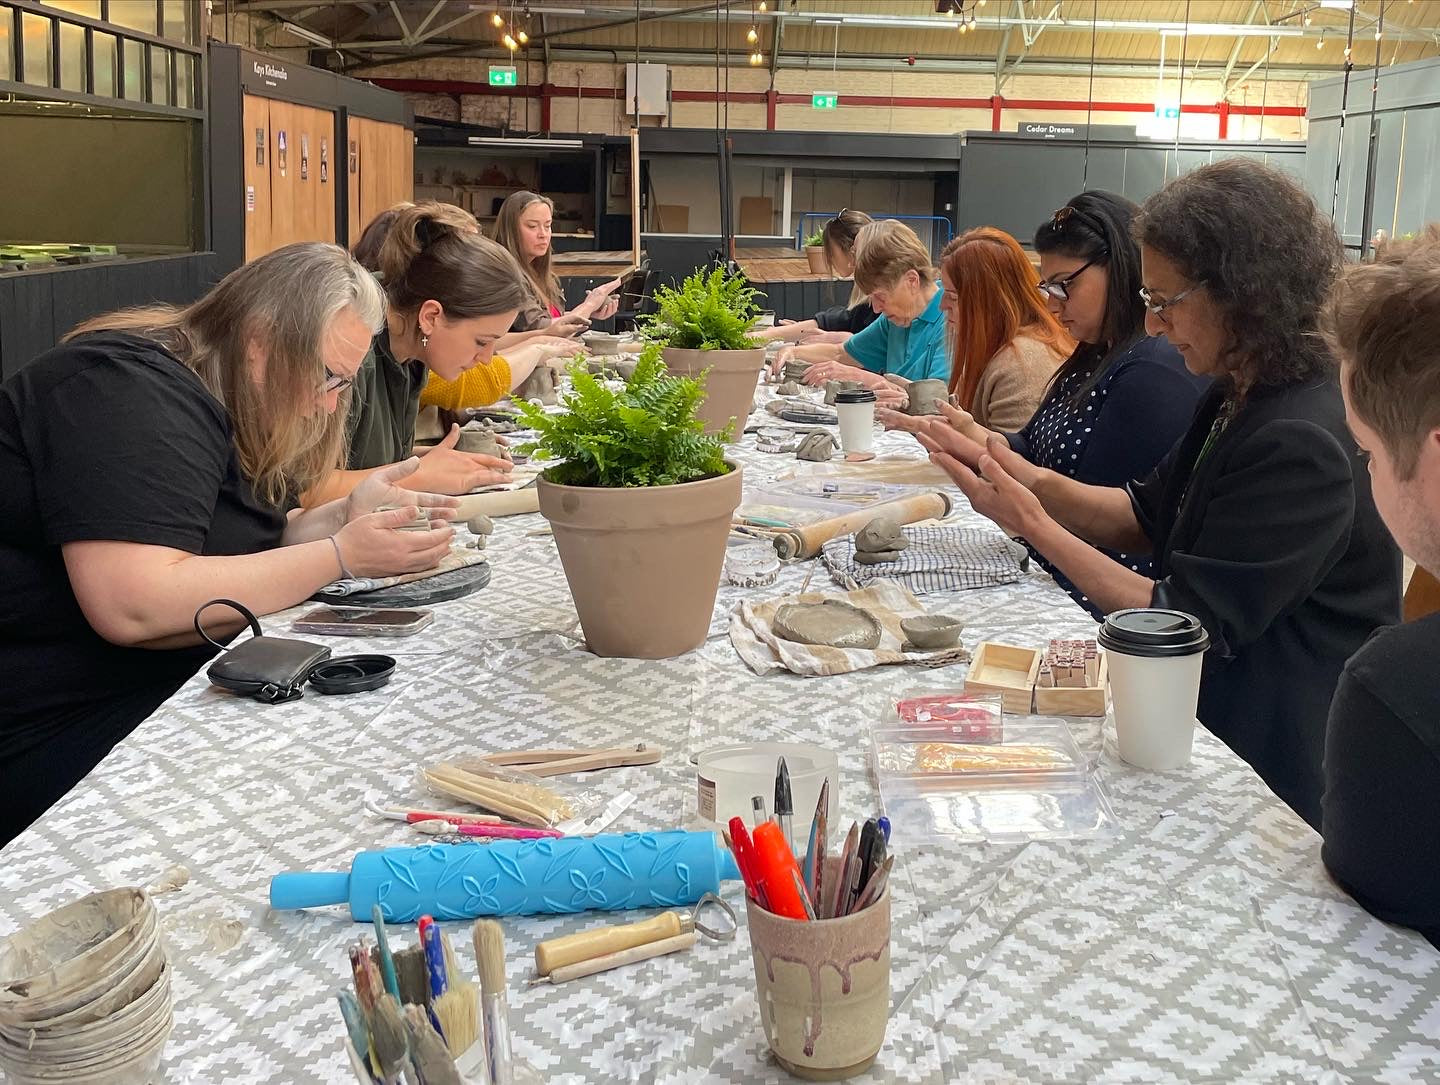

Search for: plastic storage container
xmin=695 ymin=742 xmax=839 ymax=832
xmin=870 ymin=719 xmax=1115 ymax=843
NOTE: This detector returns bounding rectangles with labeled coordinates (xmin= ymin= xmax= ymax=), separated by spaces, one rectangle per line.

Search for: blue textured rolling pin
xmin=270 ymin=830 xmax=743 ymax=920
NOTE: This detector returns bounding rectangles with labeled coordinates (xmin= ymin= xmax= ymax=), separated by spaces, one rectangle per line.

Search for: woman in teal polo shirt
xmin=775 ymin=220 xmax=947 ymax=405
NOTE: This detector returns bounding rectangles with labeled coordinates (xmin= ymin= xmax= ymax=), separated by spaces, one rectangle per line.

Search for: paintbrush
xmin=372 ymin=904 xmax=401 ymax=1003
xmin=474 ymin=919 xmax=514 ymax=1085
xmin=433 ymin=928 xmax=478 ymax=1057
xmin=336 ymin=990 xmax=374 ymax=1077
xmin=370 ymin=992 xmax=412 ymax=1085
xmin=803 ymin=779 xmax=828 ymax=907
xmin=393 ymin=945 xmax=430 ymax=1007
xmin=404 ymin=1004 xmax=463 ymax=1085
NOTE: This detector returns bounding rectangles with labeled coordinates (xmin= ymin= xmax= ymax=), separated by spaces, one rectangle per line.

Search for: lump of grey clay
xmin=823 ymin=380 xmax=841 ymax=406
xmin=853 ymin=548 xmax=904 ymax=565
xmin=466 ymin=513 xmax=495 ymax=536
xmin=855 ymin=516 xmax=910 ymax=555
xmin=905 ymin=378 xmax=948 ymax=417
xmin=795 ymin=432 xmax=837 ymax=462
xmin=776 ymin=381 xmax=804 ymax=396
xmin=456 ymin=427 xmax=505 ymax=458
xmin=783 ymin=360 xmax=812 ymax=382
xmin=773 ymin=600 xmax=883 ymax=650
xmin=514 ymin=365 xmax=557 ymax=406
xmin=900 ymin=614 xmax=963 ymax=649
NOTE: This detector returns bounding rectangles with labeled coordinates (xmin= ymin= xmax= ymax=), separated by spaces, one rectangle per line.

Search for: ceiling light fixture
xmin=491 ymin=12 xmax=504 ymax=27
xmin=503 ymin=32 xmax=518 ymax=49
xmin=747 ymin=24 xmax=759 ymax=43
xmin=517 ymin=28 xmax=528 ymax=43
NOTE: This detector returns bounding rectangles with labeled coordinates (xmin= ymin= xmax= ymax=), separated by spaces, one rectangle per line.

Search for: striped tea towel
xmin=821 ymin=524 xmax=1029 ymax=595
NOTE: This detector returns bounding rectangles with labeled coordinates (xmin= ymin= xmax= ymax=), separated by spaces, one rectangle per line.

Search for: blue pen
xmin=877 ymin=816 xmax=891 ymax=844
xmin=417 ymin=915 xmax=447 ymax=1040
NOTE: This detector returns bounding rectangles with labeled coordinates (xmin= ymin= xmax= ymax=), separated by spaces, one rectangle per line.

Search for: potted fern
xmin=804 ymin=229 xmax=829 ymax=274
xmin=516 ymin=345 xmax=742 ymax=659
xmin=640 ymin=267 xmax=766 ymax=440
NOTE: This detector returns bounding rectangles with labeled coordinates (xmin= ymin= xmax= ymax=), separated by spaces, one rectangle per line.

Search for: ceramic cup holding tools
xmin=1098 ymin=608 xmax=1211 ymax=771
xmin=834 ymin=388 xmax=877 ymax=455
xmin=744 ymin=858 xmax=890 ymax=1081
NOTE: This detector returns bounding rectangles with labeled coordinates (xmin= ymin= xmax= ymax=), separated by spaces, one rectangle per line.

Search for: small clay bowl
xmin=900 ymin=615 xmax=963 ymax=650
xmin=582 ymin=331 xmax=624 ymax=354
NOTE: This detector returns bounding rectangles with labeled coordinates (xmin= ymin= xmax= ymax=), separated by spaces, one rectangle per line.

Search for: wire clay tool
xmin=527 ymin=893 xmax=737 ymax=986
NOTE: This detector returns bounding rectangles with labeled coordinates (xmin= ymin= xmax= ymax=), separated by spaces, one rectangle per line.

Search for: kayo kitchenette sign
xmin=253 ymin=60 xmax=289 ymax=87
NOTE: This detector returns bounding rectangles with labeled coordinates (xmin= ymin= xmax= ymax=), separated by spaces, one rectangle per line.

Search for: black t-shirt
xmin=0 ymin=333 xmax=287 ymax=837
xmin=1322 ymin=612 xmax=1440 ymax=949
xmin=814 ymin=299 xmax=879 ymax=335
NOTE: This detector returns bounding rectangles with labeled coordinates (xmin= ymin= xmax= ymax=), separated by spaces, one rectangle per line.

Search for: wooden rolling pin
xmin=530 ymin=932 xmax=698 ymax=986
xmin=453 ymin=487 xmax=540 ymax=520
xmin=534 ymin=911 xmax=691 ymax=976
xmin=771 ymin=490 xmax=954 ymax=560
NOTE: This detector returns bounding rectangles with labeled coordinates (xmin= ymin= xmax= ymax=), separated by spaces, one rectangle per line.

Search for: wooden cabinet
xmin=347 ymin=116 xmax=415 ymax=241
xmin=243 ymin=94 xmax=337 ymax=260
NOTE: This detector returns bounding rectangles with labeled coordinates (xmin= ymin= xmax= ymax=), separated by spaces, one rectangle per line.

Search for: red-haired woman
xmin=927 ymin=227 xmax=1071 ymax=429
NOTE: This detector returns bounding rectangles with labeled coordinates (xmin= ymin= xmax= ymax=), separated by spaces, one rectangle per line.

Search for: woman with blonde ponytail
xmin=0 ymin=242 xmax=462 ymax=842
xmin=306 ymin=201 xmax=536 ymax=503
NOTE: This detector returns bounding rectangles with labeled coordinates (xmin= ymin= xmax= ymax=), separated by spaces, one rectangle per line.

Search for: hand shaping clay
xmin=795 ymin=432 xmax=838 ymax=462
xmin=905 ymin=378 xmax=948 ymax=417
xmin=456 ymin=426 xmax=505 ymax=458
xmin=776 ymin=381 xmax=804 ymax=396
xmin=899 ymin=614 xmax=964 ymax=649
xmin=773 ymin=600 xmax=883 ymax=650
xmin=514 ymin=364 xmax=558 ymax=406
xmin=377 ymin=505 xmax=430 ymax=532
xmin=854 ymin=516 xmax=910 ymax=556
xmin=466 ymin=513 xmax=495 ymax=536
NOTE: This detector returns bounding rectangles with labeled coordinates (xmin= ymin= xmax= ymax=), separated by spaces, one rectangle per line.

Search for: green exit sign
xmin=489 ymin=66 xmax=518 ymax=87
xmin=812 ymin=92 xmax=838 ymax=110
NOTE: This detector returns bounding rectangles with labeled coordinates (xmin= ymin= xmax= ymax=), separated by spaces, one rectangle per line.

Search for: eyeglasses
xmin=1139 ymin=282 xmax=1205 ymax=320
xmin=323 ymin=366 xmax=354 ymax=393
xmin=1037 ymin=255 xmax=1105 ymax=301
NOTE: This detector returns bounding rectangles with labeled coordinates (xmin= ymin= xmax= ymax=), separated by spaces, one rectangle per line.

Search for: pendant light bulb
xmin=747 ymin=25 xmax=758 ymax=43
xmin=503 ymin=32 xmax=518 ymax=50
xmin=759 ymin=1 xmax=767 ymax=9
xmin=491 ymin=12 xmax=504 ymax=27
xmin=979 ymin=0 xmax=987 ymax=6
xmin=517 ymin=28 xmax=528 ymax=44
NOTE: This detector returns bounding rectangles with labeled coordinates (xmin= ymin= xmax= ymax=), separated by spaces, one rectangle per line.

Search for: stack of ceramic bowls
xmin=0 ymin=888 xmax=172 ymax=1084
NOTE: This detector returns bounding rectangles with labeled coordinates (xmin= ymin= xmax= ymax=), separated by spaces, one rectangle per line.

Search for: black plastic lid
xmin=308 ymin=654 xmax=396 ymax=695
xmin=1097 ymin=609 xmax=1210 ymax=658
xmin=834 ymin=388 xmax=877 ymax=404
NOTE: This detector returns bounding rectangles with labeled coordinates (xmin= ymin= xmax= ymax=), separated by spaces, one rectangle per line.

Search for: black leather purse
xmin=196 ymin=599 xmax=332 ymax=704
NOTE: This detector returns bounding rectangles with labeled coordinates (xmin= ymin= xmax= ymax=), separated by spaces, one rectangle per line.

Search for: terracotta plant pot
xmin=745 ymin=868 xmax=891 ymax=1080
xmin=806 ymin=246 xmax=830 ymax=274
xmin=661 ymin=346 xmax=765 ymax=440
xmin=537 ymin=464 xmax=743 ymax=658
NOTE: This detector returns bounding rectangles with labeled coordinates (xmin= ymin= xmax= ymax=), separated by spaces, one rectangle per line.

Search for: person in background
xmin=887 ymin=226 xmax=1069 ymax=430
xmin=1319 ymin=227 xmax=1440 ymax=949
xmin=0 ymin=243 xmax=458 ymax=843
xmin=774 ymin=219 xmax=948 ymax=406
xmin=917 ymin=159 xmax=1400 ymax=828
xmin=306 ymin=202 xmax=531 ymax=503
xmin=906 ymin=193 xmax=1210 ymax=616
xmin=492 ymin=190 xmax=623 ymax=333
xmin=760 ymin=208 xmax=877 ymax=345
xmin=351 ymin=203 xmax=582 ymax=411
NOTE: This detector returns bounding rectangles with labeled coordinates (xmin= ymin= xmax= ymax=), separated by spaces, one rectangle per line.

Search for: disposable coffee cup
xmin=1097 ymin=608 xmax=1210 ymax=770
xmin=834 ymin=388 xmax=877 ymax=454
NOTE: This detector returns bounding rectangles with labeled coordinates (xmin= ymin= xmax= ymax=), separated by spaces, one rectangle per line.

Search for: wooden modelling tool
xmin=534 ymin=910 xmax=689 ymax=976
xmin=480 ymin=745 xmax=661 ymax=777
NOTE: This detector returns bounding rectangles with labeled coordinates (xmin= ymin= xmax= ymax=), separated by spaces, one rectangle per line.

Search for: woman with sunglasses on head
xmin=0 ymin=243 xmax=460 ymax=842
xmin=772 ymin=219 xmax=948 ymax=406
xmin=304 ymin=202 xmax=536 ymax=504
xmin=918 ymin=159 xmax=1400 ymax=828
xmin=760 ymin=209 xmax=878 ymax=348
xmin=913 ymin=194 xmax=1210 ymax=615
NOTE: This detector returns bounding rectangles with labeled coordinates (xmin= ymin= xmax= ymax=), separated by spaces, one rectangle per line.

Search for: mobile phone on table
xmin=292 ymin=606 xmax=433 ymax=637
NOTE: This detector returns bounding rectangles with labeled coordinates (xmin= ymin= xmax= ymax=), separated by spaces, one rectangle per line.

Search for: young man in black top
xmin=1320 ymin=228 xmax=1440 ymax=950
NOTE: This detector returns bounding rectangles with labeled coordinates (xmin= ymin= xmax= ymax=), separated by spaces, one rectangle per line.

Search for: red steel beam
xmin=364 ymin=78 xmax=1305 ymax=119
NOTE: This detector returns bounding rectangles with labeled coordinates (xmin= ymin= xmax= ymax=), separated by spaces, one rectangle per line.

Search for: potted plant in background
xmin=640 ymin=267 xmax=766 ymax=439
xmin=516 ymin=346 xmax=742 ymax=659
xmin=804 ymin=229 xmax=829 ymax=274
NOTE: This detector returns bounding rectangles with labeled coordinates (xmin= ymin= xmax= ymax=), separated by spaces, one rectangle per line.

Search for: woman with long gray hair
xmin=0 ymin=241 xmax=459 ymax=842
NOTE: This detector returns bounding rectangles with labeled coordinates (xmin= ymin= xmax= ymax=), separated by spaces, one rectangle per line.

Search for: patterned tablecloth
xmin=2 ymin=414 xmax=1438 ymax=1085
